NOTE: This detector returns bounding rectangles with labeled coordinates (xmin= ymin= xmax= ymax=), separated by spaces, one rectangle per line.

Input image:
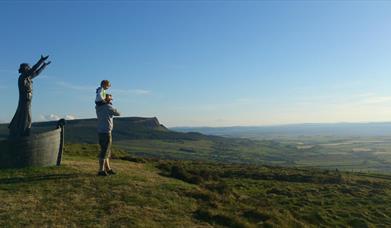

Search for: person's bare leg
xmin=104 ymin=159 xmax=111 ymax=171
xmin=99 ymin=159 xmax=105 ymax=172
xmin=105 ymin=158 xmax=116 ymax=175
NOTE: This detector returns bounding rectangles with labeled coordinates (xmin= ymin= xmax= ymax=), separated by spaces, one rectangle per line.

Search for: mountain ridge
xmin=0 ymin=117 xmax=215 ymax=143
xmin=172 ymin=122 xmax=391 ymax=138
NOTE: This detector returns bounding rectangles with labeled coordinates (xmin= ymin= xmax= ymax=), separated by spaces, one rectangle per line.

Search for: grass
xmin=0 ymin=153 xmax=203 ymax=227
xmin=1 ymin=143 xmax=391 ymax=227
xmin=156 ymin=160 xmax=391 ymax=227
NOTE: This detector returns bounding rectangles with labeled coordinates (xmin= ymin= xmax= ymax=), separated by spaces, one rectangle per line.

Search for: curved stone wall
xmin=0 ymin=128 xmax=62 ymax=168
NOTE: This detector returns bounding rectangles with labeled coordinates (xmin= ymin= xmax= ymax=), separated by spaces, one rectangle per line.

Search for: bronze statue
xmin=8 ymin=55 xmax=51 ymax=138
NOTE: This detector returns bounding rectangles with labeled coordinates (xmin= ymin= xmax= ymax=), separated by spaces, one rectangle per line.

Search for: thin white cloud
xmin=37 ymin=74 xmax=50 ymax=79
xmin=234 ymin=98 xmax=254 ymax=104
xmin=330 ymin=80 xmax=364 ymax=89
xmin=172 ymin=98 xmax=259 ymax=112
xmin=56 ymin=81 xmax=151 ymax=96
xmin=133 ymin=89 xmax=151 ymax=95
xmin=64 ymin=114 xmax=76 ymax=120
xmin=39 ymin=114 xmax=77 ymax=122
xmin=359 ymin=95 xmax=391 ymax=104
xmin=56 ymin=81 xmax=95 ymax=91
xmin=293 ymin=92 xmax=391 ymax=106
xmin=355 ymin=92 xmax=376 ymax=98
xmin=40 ymin=114 xmax=61 ymax=121
xmin=112 ymin=88 xmax=151 ymax=95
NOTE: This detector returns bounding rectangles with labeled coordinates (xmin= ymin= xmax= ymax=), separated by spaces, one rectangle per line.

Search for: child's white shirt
xmin=95 ymin=87 xmax=106 ymax=103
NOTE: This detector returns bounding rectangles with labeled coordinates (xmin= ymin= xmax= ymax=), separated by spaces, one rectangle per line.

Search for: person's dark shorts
xmin=98 ymin=133 xmax=112 ymax=159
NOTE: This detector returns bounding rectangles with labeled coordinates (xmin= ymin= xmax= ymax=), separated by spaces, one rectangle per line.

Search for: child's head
xmin=100 ymin=80 xmax=111 ymax=89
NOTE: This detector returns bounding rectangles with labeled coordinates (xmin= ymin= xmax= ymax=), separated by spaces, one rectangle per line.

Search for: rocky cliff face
xmin=114 ymin=117 xmax=167 ymax=130
xmin=60 ymin=117 xmax=169 ymax=142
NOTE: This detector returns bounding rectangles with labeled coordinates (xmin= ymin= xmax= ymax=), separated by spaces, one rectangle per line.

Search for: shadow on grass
xmin=0 ymin=173 xmax=79 ymax=185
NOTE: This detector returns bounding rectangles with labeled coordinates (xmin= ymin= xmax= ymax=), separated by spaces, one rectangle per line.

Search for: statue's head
xmin=101 ymin=80 xmax=111 ymax=89
xmin=18 ymin=63 xmax=30 ymax=74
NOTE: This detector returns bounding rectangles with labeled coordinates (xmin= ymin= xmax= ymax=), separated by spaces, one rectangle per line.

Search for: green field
xmin=1 ymin=143 xmax=391 ymax=227
xmin=276 ymin=136 xmax=391 ymax=173
xmin=114 ymin=136 xmax=391 ymax=174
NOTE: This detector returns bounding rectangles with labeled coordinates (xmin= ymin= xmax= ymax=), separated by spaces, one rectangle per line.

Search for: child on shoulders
xmin=95 ymin=80 xmax=111 ymax=106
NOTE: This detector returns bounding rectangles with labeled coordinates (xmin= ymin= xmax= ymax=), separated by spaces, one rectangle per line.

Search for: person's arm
xmin=108 ymin=105 xmax=121 ymax=116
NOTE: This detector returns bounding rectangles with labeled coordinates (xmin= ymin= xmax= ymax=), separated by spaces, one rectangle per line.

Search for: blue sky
xmin=1 ymin=1 xmax=391 ymax=127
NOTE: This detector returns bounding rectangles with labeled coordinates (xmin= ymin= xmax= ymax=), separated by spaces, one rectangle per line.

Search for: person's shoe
xmin=97 ymin=171 xmax=108 ymax=176
xmin=107 ymin=169 xmax=116 ymax=175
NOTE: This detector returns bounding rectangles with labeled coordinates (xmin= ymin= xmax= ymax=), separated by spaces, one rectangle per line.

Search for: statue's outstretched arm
xmin=31 ymin=61 xmax=51 ymax=79
xmin=30 ymin=55 xmax=47 ymax=74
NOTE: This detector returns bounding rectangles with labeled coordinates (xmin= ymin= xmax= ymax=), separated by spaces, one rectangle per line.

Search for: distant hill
xmin=0 ymin=117 xmax=211 ymax=143
xmin=172 ymin=122 xmax=391 ymax=139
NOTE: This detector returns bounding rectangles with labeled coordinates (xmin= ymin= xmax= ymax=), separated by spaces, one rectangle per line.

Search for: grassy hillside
xmin=1 ymin=143 xmax=391 ymax=227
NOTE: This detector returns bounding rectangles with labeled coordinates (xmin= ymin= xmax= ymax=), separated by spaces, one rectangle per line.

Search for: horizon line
xmin=3 ymin=117 xmax=391 ymax=128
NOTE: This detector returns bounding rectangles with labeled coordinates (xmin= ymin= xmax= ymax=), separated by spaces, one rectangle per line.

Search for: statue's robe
xmin=8 ymin=59 xmax=46 ymax=138
xmin=9 ymin=73 xmax=33 ymax=138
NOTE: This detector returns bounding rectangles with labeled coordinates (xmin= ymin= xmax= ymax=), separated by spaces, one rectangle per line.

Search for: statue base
xmin=0 ymin=120 xmax=65 ymax=169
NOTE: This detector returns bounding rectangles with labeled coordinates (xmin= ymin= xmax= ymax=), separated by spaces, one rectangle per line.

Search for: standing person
xmin=95 ymin=80 xmax=111 ymax=106
xmin=9 ymin=55 xmax=51 ymax=138
xmin=96 ymin=94 xmax=120 ymax=176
